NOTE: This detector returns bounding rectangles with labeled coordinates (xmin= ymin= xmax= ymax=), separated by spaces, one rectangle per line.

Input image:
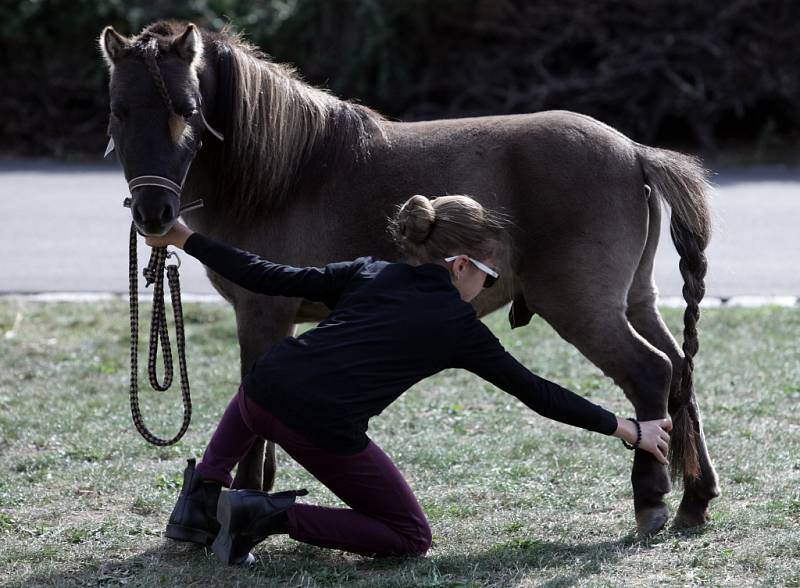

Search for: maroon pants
xmin=195 ymin=385 xmax=431 ymax=557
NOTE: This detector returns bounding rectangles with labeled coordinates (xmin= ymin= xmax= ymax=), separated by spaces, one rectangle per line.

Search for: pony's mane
xmin=142 ymin=21 xmax=385 ymax=219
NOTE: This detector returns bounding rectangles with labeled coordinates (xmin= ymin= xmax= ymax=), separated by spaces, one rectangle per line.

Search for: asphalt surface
xmin=0 ymin=160 xmax=798 ymax=298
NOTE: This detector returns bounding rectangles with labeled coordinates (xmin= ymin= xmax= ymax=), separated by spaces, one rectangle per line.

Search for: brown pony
xmin=99 ymin=20 xmax=719 ymax=536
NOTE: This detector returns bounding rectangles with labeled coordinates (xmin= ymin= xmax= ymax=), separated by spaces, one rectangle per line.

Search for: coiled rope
xmin=127 ymin=221 xmax=191 ymax=446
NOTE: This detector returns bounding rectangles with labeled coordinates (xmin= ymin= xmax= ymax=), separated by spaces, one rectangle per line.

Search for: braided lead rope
xmin=128 ymin=221 xmax=192 ymax=446
xmin=143 ymin=248 xmax=173 ymax=390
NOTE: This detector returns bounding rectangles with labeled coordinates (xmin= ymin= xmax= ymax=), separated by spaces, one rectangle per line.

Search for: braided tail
xmin=637 ymin=145 xmax=712 ymax=483
xmin=668 ymin=220 xmax=705 ymax=481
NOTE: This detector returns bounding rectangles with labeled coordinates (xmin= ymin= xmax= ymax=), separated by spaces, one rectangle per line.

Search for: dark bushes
xmin=1 ymin=0 xmax=797 ymax=158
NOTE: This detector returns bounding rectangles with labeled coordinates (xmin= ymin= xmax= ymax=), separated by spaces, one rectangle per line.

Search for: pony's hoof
xmin=673 ymin=502 xmax=711 ymax=529
xmin=635 ymin=504 xmax=669 ymax=538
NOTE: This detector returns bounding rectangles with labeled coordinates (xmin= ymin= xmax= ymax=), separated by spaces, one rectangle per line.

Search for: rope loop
xmin=128 ymin=222 xmax=192 ymax=446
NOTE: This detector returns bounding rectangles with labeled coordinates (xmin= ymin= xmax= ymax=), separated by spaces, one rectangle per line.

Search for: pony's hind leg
xmin=673 ymin=399 xmax=719 ymax=527
xmin=626 ymin=297 xmax=720 ymax=527
xmin=626 ymin=198 xmax=720 ymax=528
xmin=523 ymin=275 xmax=674 ymax=537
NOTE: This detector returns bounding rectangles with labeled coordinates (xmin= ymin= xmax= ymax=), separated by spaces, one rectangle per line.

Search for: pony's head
xmin=99 ymin=22 xmax=223 ymax=236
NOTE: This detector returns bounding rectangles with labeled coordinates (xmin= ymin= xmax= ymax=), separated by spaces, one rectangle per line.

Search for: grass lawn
xmin=0 ymin=300 xmax=798 ymax=587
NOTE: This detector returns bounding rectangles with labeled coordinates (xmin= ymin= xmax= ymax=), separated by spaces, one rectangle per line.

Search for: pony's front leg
xmin=230 ymin=295 xmax=299 ymax=491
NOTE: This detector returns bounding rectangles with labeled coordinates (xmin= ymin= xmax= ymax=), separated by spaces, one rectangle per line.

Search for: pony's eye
xmin=110 ymin=106 xmax=128 ymax=120
xmin=181 ymin=108 xmax=198 ymax=120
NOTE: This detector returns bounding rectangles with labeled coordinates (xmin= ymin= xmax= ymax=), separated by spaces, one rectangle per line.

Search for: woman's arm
xmin=144 ymin=222 xmax=364 ymax=308
xmin=453 ymin=316 xmax=671 ymax=463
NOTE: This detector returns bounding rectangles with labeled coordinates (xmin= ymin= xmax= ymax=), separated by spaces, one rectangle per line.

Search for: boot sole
xmin=212 ymin=491 xmax=256 ymax=566
xmin=165 ymin=523 xmax=215 ymax=546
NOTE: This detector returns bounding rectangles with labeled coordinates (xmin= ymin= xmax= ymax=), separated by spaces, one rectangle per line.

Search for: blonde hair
xmin=389 ymin=194 xmax=507 ymax=266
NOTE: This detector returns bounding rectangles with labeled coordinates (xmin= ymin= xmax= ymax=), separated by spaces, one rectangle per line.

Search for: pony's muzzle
xmin=130 ymin=186 xmax=179 ymax=236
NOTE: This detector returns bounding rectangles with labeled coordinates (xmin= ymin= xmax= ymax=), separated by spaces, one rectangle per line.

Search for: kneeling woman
xmin=147 ymin=194 xmax=671 ymax=565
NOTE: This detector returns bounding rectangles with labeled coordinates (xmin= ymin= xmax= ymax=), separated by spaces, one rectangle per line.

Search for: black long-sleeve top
xmin=184 ymin=233 xmax=618 ymax=453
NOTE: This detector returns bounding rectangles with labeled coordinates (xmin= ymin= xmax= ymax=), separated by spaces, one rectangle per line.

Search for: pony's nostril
xmin=132 ymin=207 xmax=144 ymax=223
xmin=160 ymin=205 xmax=174 ymax=224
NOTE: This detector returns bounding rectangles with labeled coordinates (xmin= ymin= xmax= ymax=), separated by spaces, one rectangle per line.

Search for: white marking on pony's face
xmin=169 ymin=112 xmax=194 ymax=147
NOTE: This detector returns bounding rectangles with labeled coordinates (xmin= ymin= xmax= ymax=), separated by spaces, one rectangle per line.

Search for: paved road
xmin=0 ymin=160 xmax=798 ymax=297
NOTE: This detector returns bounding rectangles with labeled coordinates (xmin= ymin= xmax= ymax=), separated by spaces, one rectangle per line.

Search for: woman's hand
xmin=613 ymin=416 xmax=672 ymax=464
xmin=144 ymin=221 xmax=194 ymax=250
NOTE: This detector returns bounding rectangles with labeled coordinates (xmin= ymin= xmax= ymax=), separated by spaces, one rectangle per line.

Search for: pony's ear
xmin=99 ymin=26 xmax=130 ymax=68
xmin=172 ymin=23 xmax=204 ymax=69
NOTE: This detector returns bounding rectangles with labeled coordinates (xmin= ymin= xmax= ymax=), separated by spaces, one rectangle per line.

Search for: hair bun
xmin=396 ymin=194 xmax=436 ymax=245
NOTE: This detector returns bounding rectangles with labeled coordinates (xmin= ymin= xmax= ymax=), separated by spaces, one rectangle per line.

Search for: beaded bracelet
xmin=621 ymin=417 xmax=642 ymax=450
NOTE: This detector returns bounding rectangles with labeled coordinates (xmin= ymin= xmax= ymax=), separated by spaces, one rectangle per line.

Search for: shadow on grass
xmin=3 ymin=531 xmax=657 ymax=587
xmin=421 ymin=533 xmax=641 ymax=585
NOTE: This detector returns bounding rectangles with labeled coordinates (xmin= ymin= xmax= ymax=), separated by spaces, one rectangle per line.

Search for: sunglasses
xmin=444 ymin=255 xmax=500 ymax=288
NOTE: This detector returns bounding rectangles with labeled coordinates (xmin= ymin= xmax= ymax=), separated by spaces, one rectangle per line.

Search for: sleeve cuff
xmin=598 ymin=408 xmax=618 ymax=436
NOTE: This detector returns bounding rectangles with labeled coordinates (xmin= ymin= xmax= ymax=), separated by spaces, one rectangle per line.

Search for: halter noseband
xmin=128 ymin=175 xmax=183 ymax=197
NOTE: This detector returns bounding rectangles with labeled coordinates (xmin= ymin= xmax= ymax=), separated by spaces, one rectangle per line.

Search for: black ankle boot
xmin=212 ymin=488 xmax=308 ymax=565
xmin=165 ymin=458 xmax=221 ymax=546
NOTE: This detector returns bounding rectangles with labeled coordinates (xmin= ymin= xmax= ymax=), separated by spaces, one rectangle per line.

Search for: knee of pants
xmin=404 ymin=520 xmax=432 ymax=556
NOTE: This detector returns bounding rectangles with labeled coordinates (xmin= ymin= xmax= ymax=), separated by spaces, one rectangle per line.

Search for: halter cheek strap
xmin=198 ymin=108 xmax=224 ymax=142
